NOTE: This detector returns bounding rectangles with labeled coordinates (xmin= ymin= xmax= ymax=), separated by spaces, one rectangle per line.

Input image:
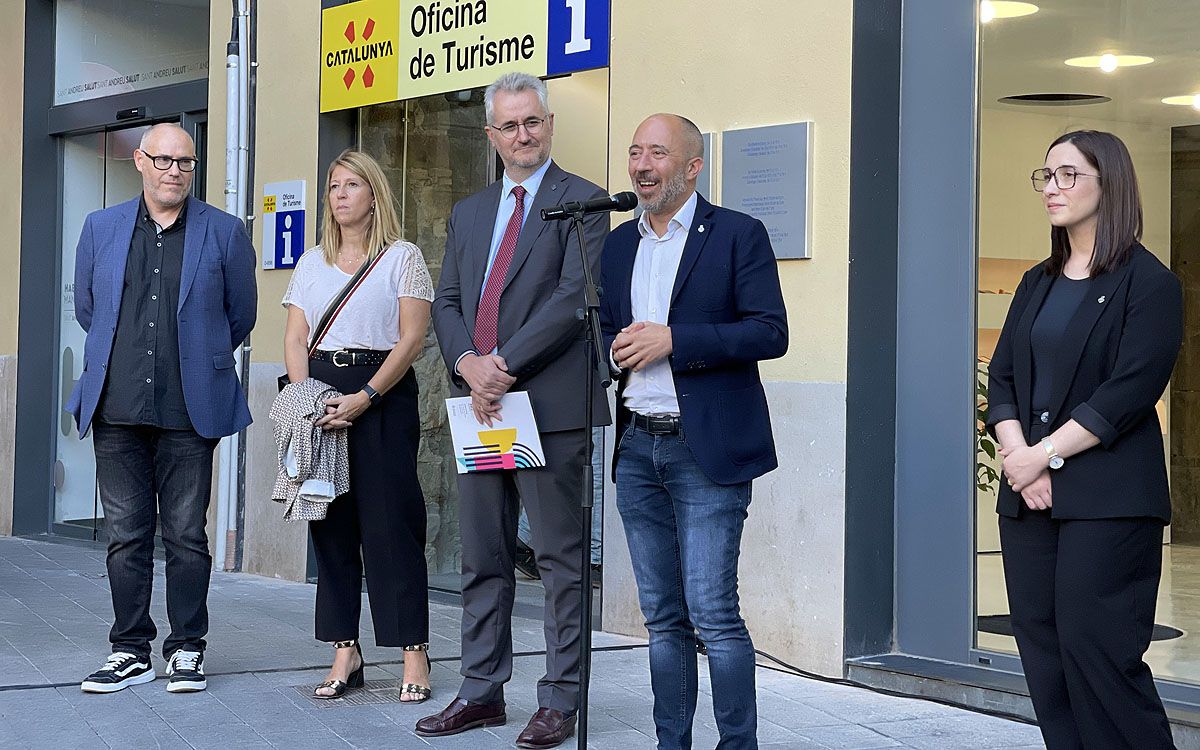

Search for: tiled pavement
xmin=0 ymin=536 xmax=1046 ymax=749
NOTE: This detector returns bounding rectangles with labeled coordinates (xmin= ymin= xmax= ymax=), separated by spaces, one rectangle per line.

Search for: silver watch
xmin=1041 ymin=438 xmax=1064 ymax=470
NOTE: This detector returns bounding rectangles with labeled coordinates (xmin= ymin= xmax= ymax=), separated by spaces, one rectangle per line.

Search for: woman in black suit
xmin=987 ymin=130 xmax=1182 ymax=749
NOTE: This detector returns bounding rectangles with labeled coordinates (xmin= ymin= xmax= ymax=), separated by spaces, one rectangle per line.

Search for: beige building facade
xmin=8 ymin=0 xmax=1200 ymax=736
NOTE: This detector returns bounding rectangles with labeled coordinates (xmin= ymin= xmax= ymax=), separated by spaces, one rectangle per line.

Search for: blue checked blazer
xmin=67 ymin=196 xmax=258 ymax=439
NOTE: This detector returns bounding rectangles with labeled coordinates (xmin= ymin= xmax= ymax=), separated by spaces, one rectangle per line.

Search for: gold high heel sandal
xmin=400 ymin=643 xmax=432 ymax=703
xmin=314 ymin=639 xmax=365 ymax=699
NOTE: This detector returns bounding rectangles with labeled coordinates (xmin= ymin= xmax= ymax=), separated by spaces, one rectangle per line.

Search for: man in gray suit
xmin=419 ymin=72 xmax=609 ymax=749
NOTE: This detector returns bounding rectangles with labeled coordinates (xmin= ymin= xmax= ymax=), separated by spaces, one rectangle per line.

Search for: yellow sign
xmin=320 ymin=0 xmax=606 ymax=113
xmin=262 ymin=195 xmax=276 ymax=213
xmin=321 ymin=0 xmax=403 ymax=112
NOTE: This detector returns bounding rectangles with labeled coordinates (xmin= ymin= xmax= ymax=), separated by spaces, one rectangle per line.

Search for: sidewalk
xmin=0 ymin=536 xmax=1045 ymax=749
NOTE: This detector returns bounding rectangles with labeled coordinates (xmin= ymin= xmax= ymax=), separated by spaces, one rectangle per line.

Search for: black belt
xmin=311 ymin=348 xmax=390 ymax=367
xmin=632 ymin=413 xmax=682 ymax=435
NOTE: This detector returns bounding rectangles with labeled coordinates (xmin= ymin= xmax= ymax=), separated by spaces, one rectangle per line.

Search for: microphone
xmin=541 ymin=191 xmax=638 ymax=221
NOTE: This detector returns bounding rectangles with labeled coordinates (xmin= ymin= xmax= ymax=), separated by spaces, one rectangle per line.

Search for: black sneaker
xmin=515 ymin=540 xmax=540 ymax=581
xmin=81 ymin=652 xmax=155 ymax=693
xmin=165 ymin=649 xmax=206 ymax=693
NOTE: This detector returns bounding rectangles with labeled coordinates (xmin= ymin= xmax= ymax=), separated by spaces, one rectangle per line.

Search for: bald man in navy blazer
xmin=600 ymin=113 xmax=787 ymax=749
xmin=70 ymin=123 xmax=256 ymax=695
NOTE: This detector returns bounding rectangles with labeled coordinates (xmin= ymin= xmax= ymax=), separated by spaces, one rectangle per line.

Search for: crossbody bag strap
xmin=306 ymin=248 xmax=389 ymax=357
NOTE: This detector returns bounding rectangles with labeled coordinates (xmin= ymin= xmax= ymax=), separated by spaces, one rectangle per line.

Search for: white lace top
xmin=282 ymin=240 xmax=434 ymax=351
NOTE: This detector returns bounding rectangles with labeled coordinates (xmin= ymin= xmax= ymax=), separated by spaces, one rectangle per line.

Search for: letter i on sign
xmin=564 ymin=0 xmax=591 ymax=53
xmin=281 ymin=214 xmax=295 ymax=265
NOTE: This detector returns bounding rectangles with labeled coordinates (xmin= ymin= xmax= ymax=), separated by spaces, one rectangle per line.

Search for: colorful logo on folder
xmin=458 ymin=428 xmax=545 ymax=472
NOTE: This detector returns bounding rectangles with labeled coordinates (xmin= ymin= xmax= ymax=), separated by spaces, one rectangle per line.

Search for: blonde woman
xmin=282 ymin=150 xmax=434 ymax=702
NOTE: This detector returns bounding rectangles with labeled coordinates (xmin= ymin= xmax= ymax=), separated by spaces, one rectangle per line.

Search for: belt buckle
xmin=649 ymin=416 xmax=674 ymax=434
xmin=332 ymin=349 xmax=351 ymax=367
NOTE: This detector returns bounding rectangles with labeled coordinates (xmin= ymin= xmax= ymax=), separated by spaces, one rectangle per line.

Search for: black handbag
xmin=278 ymin=250 xmax=388 ymax=391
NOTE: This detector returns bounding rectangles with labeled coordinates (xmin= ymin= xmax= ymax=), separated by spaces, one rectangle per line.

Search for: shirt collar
xmin=139 ymin=195 xmax=188 ymax=230
xmin=502 ymin=158 xmax=553 ymax=203
xmin=637 ymin=190 xmax=699 ymax=240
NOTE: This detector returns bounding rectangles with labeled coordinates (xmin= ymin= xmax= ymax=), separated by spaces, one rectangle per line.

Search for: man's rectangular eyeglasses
xmin=1031 ymin=167 xmax=1097 ymax=192
xmin=488 ymin=117 xmax=546 ymax=140
xmin=142 ymin=152 xmax=199 ymax=173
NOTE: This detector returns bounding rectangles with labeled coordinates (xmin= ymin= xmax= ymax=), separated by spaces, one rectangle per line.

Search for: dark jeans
xmin=93 ymin=421 xmax=218 ymax=659
xmin=615 ymin=425 xmax=757 ymax=750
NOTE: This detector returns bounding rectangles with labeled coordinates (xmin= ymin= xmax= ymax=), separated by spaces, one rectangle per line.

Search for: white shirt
xmin=620 ymin=192 xmax=698 ymax=416
xmin=282 ymin=240 xmax=433 ymax=351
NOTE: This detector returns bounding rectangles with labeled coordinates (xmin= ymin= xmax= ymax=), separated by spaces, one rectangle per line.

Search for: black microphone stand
xmin=566 ymin=206 xmax=614 ymax=749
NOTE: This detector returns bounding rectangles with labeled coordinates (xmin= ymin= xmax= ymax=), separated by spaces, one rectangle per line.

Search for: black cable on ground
xmin=0 ymin=644 xmax=649 ymax=694
xmin=752 ymin=647 xmax=1037 ymax=726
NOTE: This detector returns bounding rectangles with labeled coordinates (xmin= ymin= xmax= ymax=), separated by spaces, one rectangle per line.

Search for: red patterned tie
xmin=473 ymin=185 xmax=526 ymax=355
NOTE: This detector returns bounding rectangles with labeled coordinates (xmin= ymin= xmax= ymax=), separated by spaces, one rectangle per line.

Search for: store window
xmin=974 ymin=0 xmax=1200 ymax=682
xmin=361 ymin=92 xmax=493 ymax=575
xmin=54 ymin=0 xmax=209 ymax=105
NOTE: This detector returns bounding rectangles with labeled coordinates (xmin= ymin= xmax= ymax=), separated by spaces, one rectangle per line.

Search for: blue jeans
xmin=615 ymin=425 xmax=756 ymax=750
xmin=92 ymin=421 xmax=218 ymax=658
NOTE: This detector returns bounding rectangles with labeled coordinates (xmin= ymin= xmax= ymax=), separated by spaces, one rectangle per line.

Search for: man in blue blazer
xmin=600 ymin=114 xmax=788 ymax=749
xmin=69 ymin=123 xmax=257 ymax=695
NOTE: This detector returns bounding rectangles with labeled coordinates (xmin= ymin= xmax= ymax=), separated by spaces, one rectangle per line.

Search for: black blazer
xmin=986 ymin=244 xmax=1182 ymax=521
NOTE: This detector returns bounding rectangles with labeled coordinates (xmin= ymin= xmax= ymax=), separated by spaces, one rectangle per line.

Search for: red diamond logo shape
xmin=363 ymin=65 xmax=375 ymax=88
xmin=363 ymin=18 xmax=375 ymax=41
xmin=344 ymin=20 xmax=355 ymax=43
xmin=343 ymin=68 xmax=356 ymax=89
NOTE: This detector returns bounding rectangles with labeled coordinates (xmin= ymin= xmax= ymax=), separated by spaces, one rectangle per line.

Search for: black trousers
xmin=308 ymin=361 xmax=428 ymax=647
xmin=1000 ymin=510 xmax=1175 ymax=749
xmin=92 ymin=421 xmax=218 ymax=659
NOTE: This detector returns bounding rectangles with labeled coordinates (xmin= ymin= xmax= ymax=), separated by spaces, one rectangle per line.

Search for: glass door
xmin=53 ymin=123 xmax=156 ymax=537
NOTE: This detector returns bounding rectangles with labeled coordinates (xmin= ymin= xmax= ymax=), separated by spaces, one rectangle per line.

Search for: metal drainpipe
xmin=216 ymin=0 xmax=251 ymax=572
xmin=234 ymin=0 xmax=258 ymax=572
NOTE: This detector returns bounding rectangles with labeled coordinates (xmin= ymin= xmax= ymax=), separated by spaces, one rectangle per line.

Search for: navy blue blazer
xmin=986 ymin=245 xmax=1182 ymax=521
xmin=67 ymin=196 xmax=258 ymax=439
xmin=600 ymin=194 xmax=788 ymax=485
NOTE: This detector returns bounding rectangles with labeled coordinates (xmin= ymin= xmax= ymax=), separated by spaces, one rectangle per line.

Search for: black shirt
xmin=97 ymin=197 xmax=193 ymax=430
xmin=1030 ymin=275 xmax=1090 ymax=410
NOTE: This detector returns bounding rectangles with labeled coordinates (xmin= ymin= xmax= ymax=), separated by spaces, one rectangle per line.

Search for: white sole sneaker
xmin=81 ymin=668 xmax=156 ymax=693
xmin=165 ymin=677 xmax=207 ymax=693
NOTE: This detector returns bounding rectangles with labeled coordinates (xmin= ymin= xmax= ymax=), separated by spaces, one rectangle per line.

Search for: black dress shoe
xmin=415 ymin=697 xmax=506 ymax=737
xmin=515 ymin=539 xmax=540 ymax=580
xmin=516 ymin=707 xmax=577 ymax=749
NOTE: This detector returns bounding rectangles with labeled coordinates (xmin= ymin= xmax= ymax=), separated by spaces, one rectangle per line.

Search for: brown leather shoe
xmin=414 ymin=697 xmax=506 ymax=737
xmin=516 ymin=708 xmax=577 ymax=749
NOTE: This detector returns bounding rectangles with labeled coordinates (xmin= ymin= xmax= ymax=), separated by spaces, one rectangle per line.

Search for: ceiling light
xmin=1064 ymin=54 xmax=1154 ymax=72
xmin=980 ymin=2 xmax=1039 ymax=23
xmin=1161 ymin=94 xmax=1200 ymax=111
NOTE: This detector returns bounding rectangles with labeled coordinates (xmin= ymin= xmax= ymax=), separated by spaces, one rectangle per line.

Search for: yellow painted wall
xmin=0 ymin=0 xmax=24 ymax=356
xmin=208 ymin=1 xmax=322 ymax=364
xmin=607 ymin=0 xmax=853 ymax=384
xmin=547 ymin=68 xmax=609 ymax=190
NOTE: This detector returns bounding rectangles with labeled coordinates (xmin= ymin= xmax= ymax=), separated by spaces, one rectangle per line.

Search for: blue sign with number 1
xmin=547 ymin=0 xmax=610 ymax=76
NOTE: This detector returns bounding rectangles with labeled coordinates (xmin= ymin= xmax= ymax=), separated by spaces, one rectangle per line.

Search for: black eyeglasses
xmin=1031 ymin=166 xmax=1097 ymax=192
xmin=141 ymin=152 xmax=199 ymax=173
xmin=487 ymin=117 xmax=547 ymax=140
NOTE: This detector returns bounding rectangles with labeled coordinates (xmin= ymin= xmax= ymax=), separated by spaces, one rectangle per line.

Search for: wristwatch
xmin=1041 ymin=438 xmax=1064 ymax=470
xmin=362 ymin=384 xmax=382 ymax=406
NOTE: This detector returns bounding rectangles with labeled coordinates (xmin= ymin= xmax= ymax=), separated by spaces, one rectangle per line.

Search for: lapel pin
xmin=697 ymin=225 xmax=705 ymax=233
xmin=1098 ymin=295 xmax=1106 ymax=304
